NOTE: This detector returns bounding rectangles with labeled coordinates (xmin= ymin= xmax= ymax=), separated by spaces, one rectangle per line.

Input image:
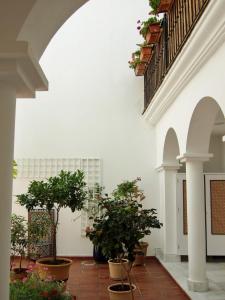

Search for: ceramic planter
xmin=133 ymin=242 xmax=149 ymax=266
xmin=140 ymin=47 xmax=152 ymax=63
xmin=108 ymin=259 xmax=129 ymax=280
xmin=93 ymin=245 xmax=108 ymax=263
xmin=135 ymin=63 xmax=146 ymax=76
xmin=108 ymin=283 xmax=136 ymax=300
xmin=36 ymin=257 xmax=72 ymax=281
xmin=157 ymin=0 xmax=175 ymax=13
xmin=146 ymin=23 xmax=161 ymax=44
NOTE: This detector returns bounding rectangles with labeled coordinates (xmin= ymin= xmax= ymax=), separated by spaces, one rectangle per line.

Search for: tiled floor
xmin=67 ymin=257 xmax=190 ymax=300
xmin=160 ymin=260 xmax=225 ymax=300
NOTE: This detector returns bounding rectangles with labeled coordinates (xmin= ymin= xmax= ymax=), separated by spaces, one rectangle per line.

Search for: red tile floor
xmin=67 ymin=257 xmax=190 ymax=300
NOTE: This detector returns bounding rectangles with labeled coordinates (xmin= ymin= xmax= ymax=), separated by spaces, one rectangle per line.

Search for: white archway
xmin=157 ymin=128 xmax=181 ymax=261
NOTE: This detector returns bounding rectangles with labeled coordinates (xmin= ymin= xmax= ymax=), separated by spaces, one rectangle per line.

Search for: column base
xmin=155 ymin=248 xmax=181 ymax=262
xmin=188 ymin=278 xmax=209 ymax=292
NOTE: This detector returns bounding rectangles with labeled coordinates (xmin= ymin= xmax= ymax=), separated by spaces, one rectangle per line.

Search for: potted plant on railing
xmin=139 ymin=16 xmax=161 ymax=44
xmin=128 ymin=50 xmax=146 ymax=76
xmin=87 ymin=178 xmax=162 ymax=300
xmin=138 ymin=42 xmax=153 ymax=63
xmin=17 ymin=170 xmax=87 ymax=282
xmin=149 ymin=0 xmax=175 ymax=14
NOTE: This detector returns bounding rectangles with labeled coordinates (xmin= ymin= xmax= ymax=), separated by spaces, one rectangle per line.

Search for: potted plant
xmin=17 ymin=170 xmax=87 ymax=281
xmin=138 ymin=42 xmax=153 ymax=63
xmin=85 ymin=183 xmax=108 ymax=263
xmin=149 ymin=0 xmax=175 ymax=13
xmin=128 ymin=50 xmax=147 ymax=76
xmin=87 ymin=178 xmax=162 ymax=300
xmin=10 ymin=214 xmax=29 ymax=281
xmin=139 ymin=16 xmax=161 ymax=44
xmin=10 ymin=271 xmax=74 ymax=300
xmin=10 ymin=213 xmax=51 ymax=281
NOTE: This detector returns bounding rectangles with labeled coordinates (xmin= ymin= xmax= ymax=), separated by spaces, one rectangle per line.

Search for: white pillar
xmin=179 ymin=153 xmax=212 ymax=292
xmin=0 ymin=83 xmax=16 ymax=299
xmin=0 ymin=41 xmax=48 ymax=299
xmin=157 ymin=163 xmax=180 ymax=262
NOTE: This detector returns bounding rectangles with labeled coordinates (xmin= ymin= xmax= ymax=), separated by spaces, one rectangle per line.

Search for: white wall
xmin=13 ymin=0 xmax=161 ymax=256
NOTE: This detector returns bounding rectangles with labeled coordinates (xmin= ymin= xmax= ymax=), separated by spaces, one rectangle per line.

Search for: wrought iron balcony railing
xmin=144 ymin=0 xmax=210 ymax=112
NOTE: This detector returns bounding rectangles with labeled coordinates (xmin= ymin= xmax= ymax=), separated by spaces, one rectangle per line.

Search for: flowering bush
xmin=10 ymin=272 xmax=73 ymax=300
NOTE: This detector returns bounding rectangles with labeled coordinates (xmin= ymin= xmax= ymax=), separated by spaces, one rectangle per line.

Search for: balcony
xmin=144 ymin=0 xmax=210 ymax=112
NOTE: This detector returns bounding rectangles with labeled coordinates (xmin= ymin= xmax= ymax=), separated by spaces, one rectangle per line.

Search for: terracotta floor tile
xmin=66 ymin=257 xmax=190 ymax=299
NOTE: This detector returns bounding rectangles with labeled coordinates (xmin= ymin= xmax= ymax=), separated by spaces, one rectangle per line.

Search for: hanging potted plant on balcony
xmin=87 ymin=178 xmax=162 ymax=300
xmin=128 ymin=50 xmax=146 ymax=76
xmin=17 ymin=170 xmax=87 ymax=282
xmin=139 ymin=16 xmax=161 ymax=44
xmin=149 ymin=0 xmax=175 ymax=14
xmin=138 ymin=42 xmax=153 ymax=63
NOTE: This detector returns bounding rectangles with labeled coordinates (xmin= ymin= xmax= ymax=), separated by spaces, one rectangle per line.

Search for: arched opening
xmin=163 ymin=127 xmax=180 ymax=165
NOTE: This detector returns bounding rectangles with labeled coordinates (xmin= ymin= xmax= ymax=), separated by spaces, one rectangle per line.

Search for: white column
xmin=179 ymin=153 xmax=212 ymax=292
xmin=0 ymin=41 xmax=48 ymax=299
xmin=157 ymin=163 xmax=180 ymax=262
xmin=0 ymin=83 xmax=16 ymax=299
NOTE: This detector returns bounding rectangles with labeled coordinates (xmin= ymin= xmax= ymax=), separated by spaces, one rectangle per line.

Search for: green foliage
xmin=17 ymin=170 xmax=87 ymax=261
xmin=86 ymin=178 xmax=162 ymax=262
xmin=128 ymin=50 xmax=141 ymax=69
xmin=139 ymin=16 xmax=159 ymax=38
xmin=11 ymin=213 xmax=51 ymax=270
xmin=149 ymin=0 xmax=160 ymax=14
xmin=85 ymin=183 xmax=106 ymax=221
xmin=10 ymin=272 xmax=73 ymax=300
xmin=11 ymin=214 xmax=28 ymax=258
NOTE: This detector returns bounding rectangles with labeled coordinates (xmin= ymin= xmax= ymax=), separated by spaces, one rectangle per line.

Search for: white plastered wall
xmin=13 ymin=0 xmax=161 ymax=256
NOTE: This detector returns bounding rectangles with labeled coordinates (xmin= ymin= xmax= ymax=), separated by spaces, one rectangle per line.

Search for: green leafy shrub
xmin=17 ymin=170 xmax=87 ymax=263
xmin=139 ymin=16 xmax=159 ymax=38
xmin=86 ymin=178 xmax=162 ymax=261
xmin=10 ymin=272 xmax=73 ymax=300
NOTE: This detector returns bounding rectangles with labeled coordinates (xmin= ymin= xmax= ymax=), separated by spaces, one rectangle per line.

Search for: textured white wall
xmin=13 ymin=0 xmax=161 ymax=256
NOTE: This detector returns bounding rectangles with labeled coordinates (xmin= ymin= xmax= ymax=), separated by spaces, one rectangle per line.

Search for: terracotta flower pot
xmin=108 ymin=283 xmax=136 ymax=300
xmin=146 ymin=23 xmax=161 ymax=44
xmin=135 ymin=63 xmax=146 ymax=76
xmin=133 ymin=242 xmax=149 ymax=266
xmin=108 ymin=259 xmax=129 ymax=280
xmin=36 ymin=257 xmax=72 ymax=281
xmin=157 ymin=0 xmax=175 ymax=13
xmin=140 ymin=47 xmax=152 ymax=63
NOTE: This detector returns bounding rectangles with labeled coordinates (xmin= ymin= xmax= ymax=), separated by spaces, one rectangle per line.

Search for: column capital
xmin=177 ymin=152 xmax=213 ymax=163
xmin=0 ymin=41 xmax=48 ymax=98
xmin=156 ymin=162 xmax=181 ymax=172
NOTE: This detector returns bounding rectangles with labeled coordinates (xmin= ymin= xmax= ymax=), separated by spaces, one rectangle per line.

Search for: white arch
xmin=186 ymin=97 xmax=225 ymax=154
xmin=0 ymin=0 xmax=88 ymax=60
xmin=163 ymin=128 xmax=180 ymax=164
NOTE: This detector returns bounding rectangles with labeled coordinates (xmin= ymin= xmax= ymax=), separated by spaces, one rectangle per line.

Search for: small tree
xmin=11 ymin=213 xmax=51 ymax=272
xmin=17 ymin=170 xmax=87 ymax=263
xmin=11 ymin=214 xmax=28 ymax=272
xmin=86 ymin=178 xmax=162 ymax=298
